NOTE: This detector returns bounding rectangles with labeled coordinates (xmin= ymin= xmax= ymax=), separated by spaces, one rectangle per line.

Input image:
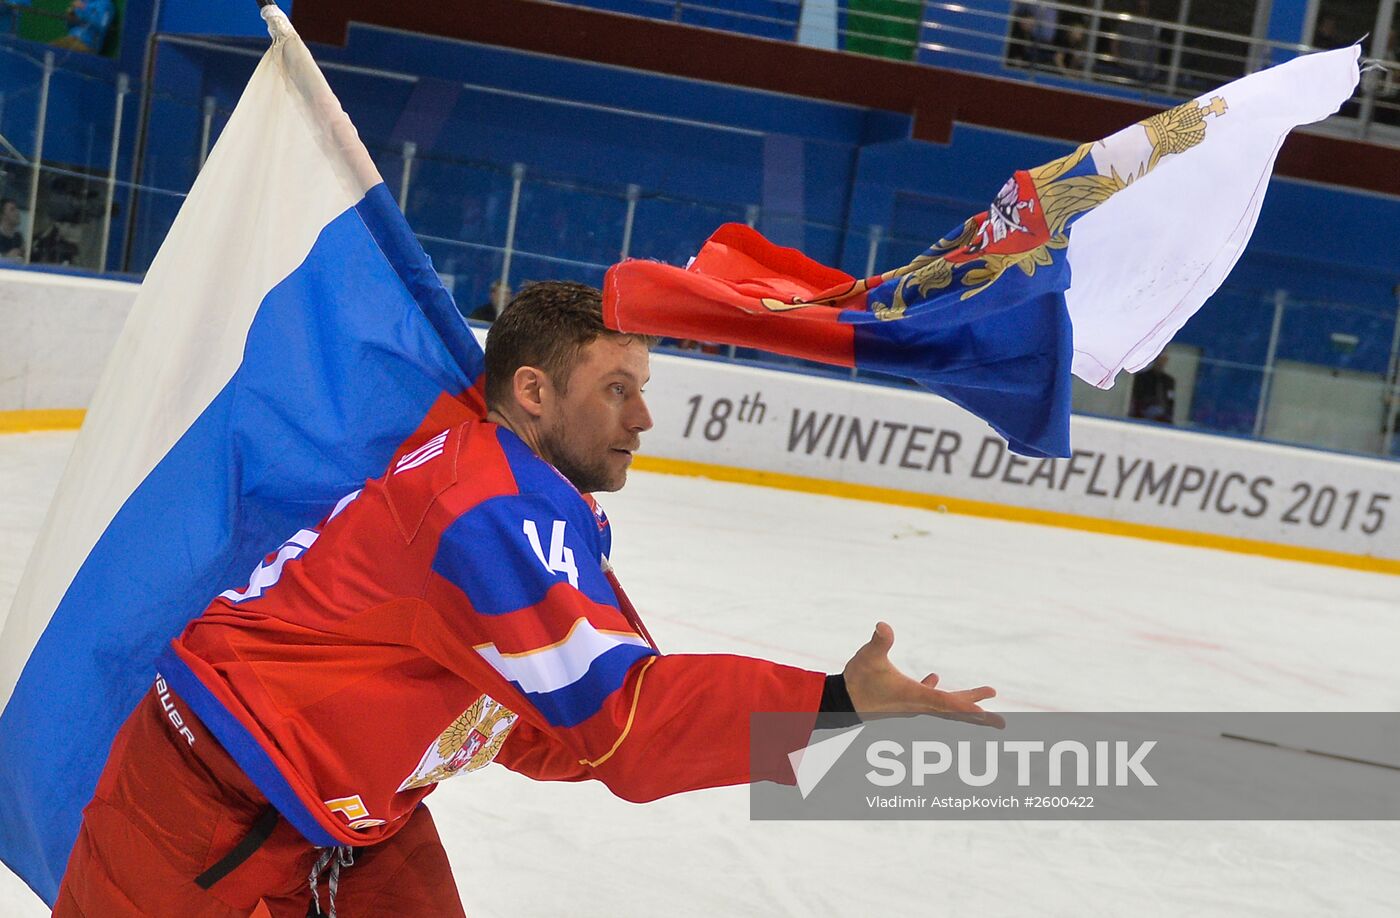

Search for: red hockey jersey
xmin=158 ymin=398 xmax=824 ymax=848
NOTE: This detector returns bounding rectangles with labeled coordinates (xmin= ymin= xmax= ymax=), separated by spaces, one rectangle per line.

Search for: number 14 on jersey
xmin=523 ymin=519 xmax=579 ymax=588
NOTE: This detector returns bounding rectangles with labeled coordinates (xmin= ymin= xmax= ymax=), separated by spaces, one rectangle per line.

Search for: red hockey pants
xmin=53 ymin=678 xmax=467 ymax=917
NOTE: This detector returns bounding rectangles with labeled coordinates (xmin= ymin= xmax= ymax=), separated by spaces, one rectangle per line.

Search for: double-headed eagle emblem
xmin=398 ymin=694 xmax=518 ymax=791
xmin=757 ymin=95 xmax=1230 ymax=321
xmin=875 ymin=95 xmax=1230 ymax=319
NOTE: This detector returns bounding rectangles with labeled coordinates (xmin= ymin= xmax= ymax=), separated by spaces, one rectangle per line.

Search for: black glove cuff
xmin=818 ymin=674 xmax=861 ymax=727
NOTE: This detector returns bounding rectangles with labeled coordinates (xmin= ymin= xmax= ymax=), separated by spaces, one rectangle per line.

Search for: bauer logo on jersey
xmin=394 ymin=430 xmax=449 ymax=475
xmin=397 ymin=694 xmax=518 ymax=791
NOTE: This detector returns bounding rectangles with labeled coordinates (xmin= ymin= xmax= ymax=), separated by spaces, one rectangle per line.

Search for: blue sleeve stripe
xmin=507 ymin=642 xmax=656 ymax=729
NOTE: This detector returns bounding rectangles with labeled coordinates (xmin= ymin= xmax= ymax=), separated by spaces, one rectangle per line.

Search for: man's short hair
xmin=484 ymin=280 xmax=648 ymax=409
xmin=0 ymin=199 xmax=16 ymax=211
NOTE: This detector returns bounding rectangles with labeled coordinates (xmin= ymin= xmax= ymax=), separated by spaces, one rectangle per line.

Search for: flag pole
xmin=257 ymin=0 xmax=293 ymax=42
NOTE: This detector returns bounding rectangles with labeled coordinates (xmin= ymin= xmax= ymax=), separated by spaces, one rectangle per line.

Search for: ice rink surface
xmin=2 ymin=429 xmax=1398 ymax=916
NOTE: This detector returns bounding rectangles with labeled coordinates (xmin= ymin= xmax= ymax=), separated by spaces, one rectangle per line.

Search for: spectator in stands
xmin=0 ymin=198 xmax=24 ymax=260
xmin=30 ymin=223 xmax=79 ymax=265
xmin=1008 ymin=3 xmax=1058 ymax=69
xmin=1056 ymin=17 xmax=1089 ymax=72
xmin=1007 ymin=6 xmax=1033 ymax=67
xmin=1112 ymin=0 xmax=1160 ymax=85
xmin=1312 ymin=14 xmax=1342 ymax=51
xmin=469 ymin=280 xmax=511 ymax=323
xmin=1129 ymin=353 xmax=1176 ymax=424
xmin=1028 ymin=3 xmax=1058 ymax=67
xmin=51 ymin=0 xmax=114 ymax=54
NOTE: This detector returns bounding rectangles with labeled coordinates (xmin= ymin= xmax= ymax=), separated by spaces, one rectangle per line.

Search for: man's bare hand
xmin=843 ymin=622 xmax=1004 ymax=728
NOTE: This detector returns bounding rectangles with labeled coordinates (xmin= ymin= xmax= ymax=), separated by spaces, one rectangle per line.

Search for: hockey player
xmin=53 ymin=281 xmax=1001 ymax=916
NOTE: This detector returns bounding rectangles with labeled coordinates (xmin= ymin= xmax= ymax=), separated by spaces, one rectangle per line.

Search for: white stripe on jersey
xmin=474 ymin=619 xmax=649 ymax=696
xmin=219 ymin=529 xmax=319 ymax=603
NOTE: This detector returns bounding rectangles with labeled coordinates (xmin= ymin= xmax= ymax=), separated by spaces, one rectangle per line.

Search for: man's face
xmin=538 ymin=335 xmax=653 ymax=494
xmin=1 ymin=202 xmax=17 ymax=227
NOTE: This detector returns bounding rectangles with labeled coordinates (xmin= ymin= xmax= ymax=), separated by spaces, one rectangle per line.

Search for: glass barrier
xmin=628 ymin=193 xmax=751 ymax=266
xmin=514 ymin=172 xmax=629 ymax=273
xmin=0 ymin=40 xmax=47 ymax=263
xmin=0 ymin=37 xmax=133 ymax=271
xmin=0 ymin=41 xmax=44 ymax=159
xmin=121 ymin=88 xmax=215 ymax=275
xmin=1266 ymin=295 xmax=1400 ymax=457
xmin=4 ymin=29 xmax=1397 ymax=465
xmin=398 ymin=155 xmax=517 ymax=318
xmin=1066 ymin=292 xmax=1400 ymax=460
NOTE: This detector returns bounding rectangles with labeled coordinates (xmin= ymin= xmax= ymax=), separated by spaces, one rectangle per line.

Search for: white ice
xmin=2 ymin=430 xmax=1398 ymax=917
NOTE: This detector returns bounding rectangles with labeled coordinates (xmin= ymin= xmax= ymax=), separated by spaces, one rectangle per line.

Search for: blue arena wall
xmin=4 ymin=12 xmax=1398 ymax=437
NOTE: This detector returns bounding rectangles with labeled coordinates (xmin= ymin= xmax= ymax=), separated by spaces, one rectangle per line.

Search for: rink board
xmin=634 ymin=358 xmax=1400 ymax=572
xmin=0 ymin=270 xmax=136 ymax=414
xmin=1 ymin=267 xmax=1396 ymax=572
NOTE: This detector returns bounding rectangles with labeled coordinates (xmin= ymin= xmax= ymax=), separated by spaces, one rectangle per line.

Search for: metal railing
xmin=564 ymin=0 xmax=1400 ymax=140
xmin=0 ymin=28 xmax=1398 ymax=461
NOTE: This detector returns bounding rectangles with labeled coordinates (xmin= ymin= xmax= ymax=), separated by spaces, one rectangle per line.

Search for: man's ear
xmin=512 ymin=365 xmax=549 ymax=419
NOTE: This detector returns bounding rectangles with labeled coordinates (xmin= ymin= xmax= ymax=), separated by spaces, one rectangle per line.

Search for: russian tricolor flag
xmin=604 ymin=47 xmax=1361 ymax=459
xmin=0 ymin=7 xmax=483 ymax=904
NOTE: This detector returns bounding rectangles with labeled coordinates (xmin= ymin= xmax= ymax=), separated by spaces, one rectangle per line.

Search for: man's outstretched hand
xmin=843 ymin=622 xmax=1005 ymax=728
